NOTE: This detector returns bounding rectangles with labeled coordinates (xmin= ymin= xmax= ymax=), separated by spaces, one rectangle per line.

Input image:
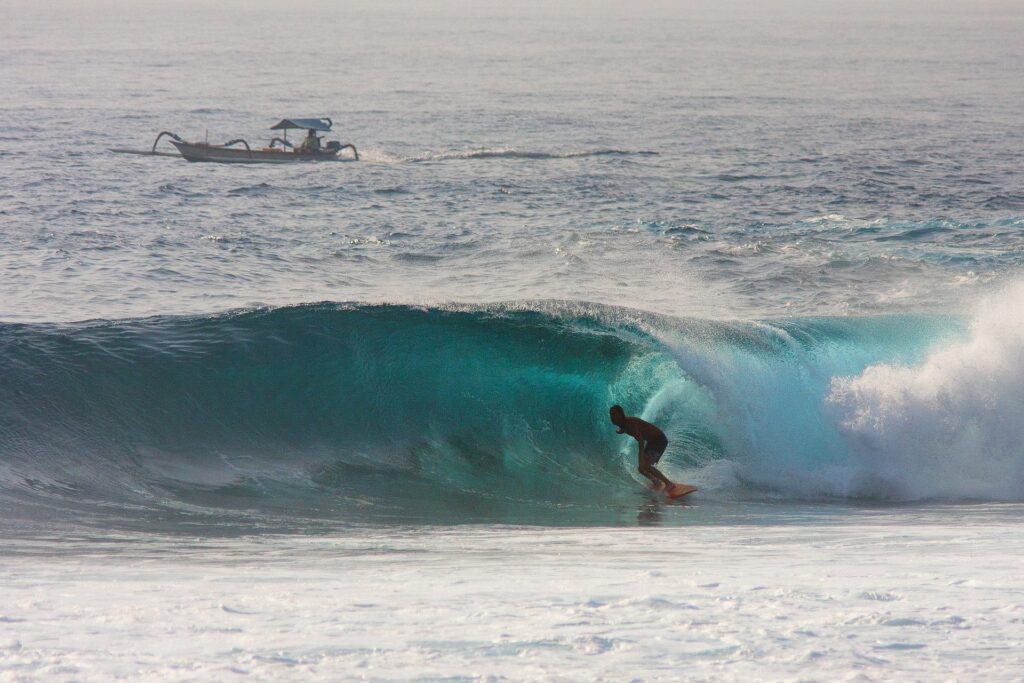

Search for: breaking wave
xmin=2 ymin=290 xmax=1023 ymax=526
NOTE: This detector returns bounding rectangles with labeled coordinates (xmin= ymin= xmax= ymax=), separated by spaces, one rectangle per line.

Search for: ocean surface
xmin=2 ymin=0 xmax=1024 ymax=680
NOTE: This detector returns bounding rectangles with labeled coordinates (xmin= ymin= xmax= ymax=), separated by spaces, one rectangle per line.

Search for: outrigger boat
xmin=111 ymin=117 xmax=358 ymax=163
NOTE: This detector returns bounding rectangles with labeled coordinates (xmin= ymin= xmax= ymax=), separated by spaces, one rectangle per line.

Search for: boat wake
xmin=358 ymin=147 xmax=657 ymax=163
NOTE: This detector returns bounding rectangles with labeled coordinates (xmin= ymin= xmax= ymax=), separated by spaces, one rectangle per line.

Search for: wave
xmin=1 ymin=293 xmax=1022 ymax=526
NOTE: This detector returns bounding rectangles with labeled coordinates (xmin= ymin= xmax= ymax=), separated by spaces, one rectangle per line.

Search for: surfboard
xmin=666 ymin=483 xmax=698 ymax=499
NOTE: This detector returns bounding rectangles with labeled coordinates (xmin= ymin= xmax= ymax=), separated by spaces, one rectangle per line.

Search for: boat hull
xmin=170 ymin=141 xmax=351 ymax=164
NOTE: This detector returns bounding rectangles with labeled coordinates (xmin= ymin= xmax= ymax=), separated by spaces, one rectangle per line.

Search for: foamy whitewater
xmin=3 ymin=0 xmax=1024 ymax=680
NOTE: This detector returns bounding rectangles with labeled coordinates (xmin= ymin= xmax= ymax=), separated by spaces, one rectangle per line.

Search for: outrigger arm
xmin=339 ymin=143 xmax=359 ymax=160
xmin=152 ymin=131 xmax=185 ymax=154
xmin=222 ymin=138 xmax=254 ymax=160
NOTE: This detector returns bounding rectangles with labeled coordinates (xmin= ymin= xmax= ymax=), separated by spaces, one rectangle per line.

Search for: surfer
xmin=609 ymin=405 xmax=676 ymax=491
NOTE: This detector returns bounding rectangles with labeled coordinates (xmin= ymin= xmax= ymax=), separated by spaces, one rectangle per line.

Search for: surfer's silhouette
xmin=609 ymin=405 xmax=676 ymax=491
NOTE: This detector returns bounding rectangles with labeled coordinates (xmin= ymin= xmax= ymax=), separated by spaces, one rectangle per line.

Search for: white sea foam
xmin=829 ymin=281 xmax=1024 ymax=500
xmin=2 ymin=521 xmax=1021 ymax=681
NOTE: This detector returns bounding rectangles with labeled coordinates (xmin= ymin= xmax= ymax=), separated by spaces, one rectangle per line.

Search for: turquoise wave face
xmin=0 ymin=302 xmax=977 ymax=525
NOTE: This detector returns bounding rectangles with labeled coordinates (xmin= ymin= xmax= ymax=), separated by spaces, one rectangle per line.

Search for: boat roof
xmin=270 ymin=117 xmax=332 ymax=132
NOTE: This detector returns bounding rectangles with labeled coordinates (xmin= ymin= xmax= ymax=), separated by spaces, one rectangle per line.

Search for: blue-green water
xmin=9 ymin=302 xmax=1009 ymax=529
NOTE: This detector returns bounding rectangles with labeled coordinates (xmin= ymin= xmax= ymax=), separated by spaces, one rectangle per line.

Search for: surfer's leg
xmin=639 ymin=453 xmax=673 ymax=488
xmin=648 ymin=465 xmax=674 ymax=488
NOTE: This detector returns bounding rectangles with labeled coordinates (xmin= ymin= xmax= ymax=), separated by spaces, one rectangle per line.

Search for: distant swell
xmin=2 ymin=293 xmax=1023 ymax=525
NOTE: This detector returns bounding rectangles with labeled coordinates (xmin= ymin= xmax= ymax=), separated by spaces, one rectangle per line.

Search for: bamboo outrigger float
xmin=110 ymin=117 xmax=358 ymax=163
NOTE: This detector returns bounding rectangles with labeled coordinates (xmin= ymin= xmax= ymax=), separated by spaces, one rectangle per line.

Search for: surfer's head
xmin=609 ymin=405 xmax=625 ymax=425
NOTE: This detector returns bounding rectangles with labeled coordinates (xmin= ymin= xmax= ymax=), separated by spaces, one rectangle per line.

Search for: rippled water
xmin=3 ymin=0 xmax=1023 ymax=322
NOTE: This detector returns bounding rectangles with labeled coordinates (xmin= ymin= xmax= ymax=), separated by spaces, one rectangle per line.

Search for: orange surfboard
xmin=666 ymin=483 xmax=698 ymax=499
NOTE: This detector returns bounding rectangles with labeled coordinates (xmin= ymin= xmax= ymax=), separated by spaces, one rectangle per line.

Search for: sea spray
xmin=829 ymin=281 xmax=1024 ymax=500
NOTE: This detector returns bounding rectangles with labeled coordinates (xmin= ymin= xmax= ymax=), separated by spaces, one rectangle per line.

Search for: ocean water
xmin=3 ymin=0 xmax=1024 ymax=680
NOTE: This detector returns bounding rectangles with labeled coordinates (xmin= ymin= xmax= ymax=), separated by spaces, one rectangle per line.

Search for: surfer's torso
xmin=616 ymin=417 xmax=664 ymax=444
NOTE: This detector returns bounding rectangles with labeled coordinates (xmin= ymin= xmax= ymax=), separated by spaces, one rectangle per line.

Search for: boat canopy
xmin=270 ymin=118 xmax=332 ymax=132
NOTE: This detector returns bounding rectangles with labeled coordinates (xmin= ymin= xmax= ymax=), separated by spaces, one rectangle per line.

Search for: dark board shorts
xmin=644 ymin=434 xmax=668 ymax=464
